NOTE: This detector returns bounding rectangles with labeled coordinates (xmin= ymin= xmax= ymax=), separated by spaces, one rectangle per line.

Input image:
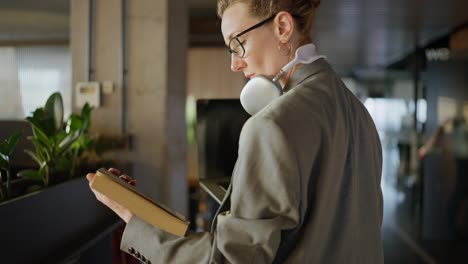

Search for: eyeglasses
xmin=227 ymin=15 xmax=276 ymax=58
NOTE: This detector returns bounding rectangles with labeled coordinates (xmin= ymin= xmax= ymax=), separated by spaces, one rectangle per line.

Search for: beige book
xmin=91 ymin=168 xmax=189 ymax=237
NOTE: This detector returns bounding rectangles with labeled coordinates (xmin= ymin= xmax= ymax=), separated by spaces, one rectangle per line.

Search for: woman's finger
xmin=119 ymin=174 xmax=137 ymax=186
xmin=108 ymin=167 xmax=121 ymax=176
xmin=86 ymin=173 xmax=95 ymax=182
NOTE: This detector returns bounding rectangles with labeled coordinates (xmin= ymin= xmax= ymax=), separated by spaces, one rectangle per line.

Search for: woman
xmin=87 ymin=0 xmax=384 ymax=263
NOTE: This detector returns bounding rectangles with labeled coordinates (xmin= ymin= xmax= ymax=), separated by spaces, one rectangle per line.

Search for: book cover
xmin=91 ymin=168 xmax=189 ymax=237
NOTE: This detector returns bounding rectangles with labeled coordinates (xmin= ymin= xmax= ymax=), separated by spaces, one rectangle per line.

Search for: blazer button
xmin=135 ymin=251 xmax=141 ymax=258
xmin=128 ymin=247 xmax=135 ymax=254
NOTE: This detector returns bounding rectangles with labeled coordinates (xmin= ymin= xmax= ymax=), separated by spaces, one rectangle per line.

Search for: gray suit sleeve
xmin=216 ymin=115 xmax=301 ymax=263
xmin=121 ymin=216 xmax=217 ymax=263
xmin=120 ymin=115 xmax=301 ymax=263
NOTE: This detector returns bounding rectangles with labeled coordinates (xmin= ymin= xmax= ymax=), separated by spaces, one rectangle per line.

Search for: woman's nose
xmin=230 ymin=54 xmax=245 ymax=72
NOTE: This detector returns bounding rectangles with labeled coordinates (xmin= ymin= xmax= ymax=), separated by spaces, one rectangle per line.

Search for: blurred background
xmin=0 ymin=0 xmax=467 ymax=263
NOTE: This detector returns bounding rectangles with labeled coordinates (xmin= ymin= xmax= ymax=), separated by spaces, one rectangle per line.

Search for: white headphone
xmin=240 ymin=43 xmax=325 ymax=115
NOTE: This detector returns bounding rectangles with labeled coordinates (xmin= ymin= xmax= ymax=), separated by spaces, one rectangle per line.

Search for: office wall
xmin=187 ymin=47 xmax=245 ymax=99
xmin=71 ymin=0 xmax=188 ymax=214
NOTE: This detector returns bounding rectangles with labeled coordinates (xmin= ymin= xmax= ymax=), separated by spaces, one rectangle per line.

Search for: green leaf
xmin=79 ymin=135 xmax=93 ymax=149
xmin=29 ymin=123 xmax=53 ymax=150
xmin=26 ymin=108 xmax=45 ymax=127
xmin=7 ymin=131 xmax=22 ymax=155
xmin=39 ymin=164 xmax=49 ymax=186
xmin=27 ymin=108 xmax=56 ymax=137
xmin=66 ymin=114 xmax=83 ymax=133
xmin=29 ymin=138 xmax=49 ymax=162
xmin=0 ymin=152 xmax=8 ymax=161
xmin=39 ymin=147 xmax=51 ymax=163
xmin=81 ymin=103 xmax=93 ymax=132
xmin=82 ymin=102 xmax=93 ymax=116
xmin=55 ymin=131 xmax=67 ymax=145
xmin=58 ymin=131 xmax=81 ymax=155
xmin=17 ymin=169 xmax=45 ymax=182
xmin=25 ymin=149 xmax=43 ymax=166
xmin=0 ymin=155 xmax=8 ymax=171
xmin=44 ymin=92 xmax=64 ymax=132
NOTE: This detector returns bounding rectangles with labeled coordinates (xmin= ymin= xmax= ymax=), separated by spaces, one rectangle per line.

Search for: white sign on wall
xmin=75 ymin=82 xmax=101 ymax=108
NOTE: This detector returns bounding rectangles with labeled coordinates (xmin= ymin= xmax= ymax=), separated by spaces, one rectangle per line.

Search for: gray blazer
xmin=120 ymin=59 xmax=384 ymax=264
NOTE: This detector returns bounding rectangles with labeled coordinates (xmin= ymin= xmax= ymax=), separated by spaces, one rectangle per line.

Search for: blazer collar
xmin=283 ymin=58 xmax=329 ymax=93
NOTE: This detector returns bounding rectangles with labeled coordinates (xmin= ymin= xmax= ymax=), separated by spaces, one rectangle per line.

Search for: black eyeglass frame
xmin=227 ymin=14 xmax=276 ymax=58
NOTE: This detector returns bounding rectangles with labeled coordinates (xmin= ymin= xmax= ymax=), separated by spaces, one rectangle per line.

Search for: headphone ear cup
xmin=240 ymin=76 xmax=282 ymax=115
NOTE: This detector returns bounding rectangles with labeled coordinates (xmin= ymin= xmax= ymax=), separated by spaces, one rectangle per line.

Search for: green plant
xmin=18 ymin=92 xmax=92 ymax=186
xmin=67 ymin=103 xmax=94 ymax=177
xmin=0 ymin=131 xmax=22 ymax=201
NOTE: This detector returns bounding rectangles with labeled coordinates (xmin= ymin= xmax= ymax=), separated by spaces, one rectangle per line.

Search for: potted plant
xmin=0 ymin=92 xmax=123 ymax=263
xmin=0 ymin=131 xmax=22 ymax=201
xmin=18 ymin=92 xmax=92 ymax=186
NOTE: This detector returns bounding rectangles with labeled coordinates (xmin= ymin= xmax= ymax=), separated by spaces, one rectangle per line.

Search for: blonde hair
xmin=217 ymin=0 xmax=320 ymax=43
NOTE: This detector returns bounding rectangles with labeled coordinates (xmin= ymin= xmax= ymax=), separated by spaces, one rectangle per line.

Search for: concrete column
xmin=71 ymin=0 xmax=188 ymax=214
xmin=165 ymin=0 xmax=189 ymax=215
xmin=70 ymin=0 xmax=89 ymax=110
xmin=93 ymin=0 xmax=123 ymax=134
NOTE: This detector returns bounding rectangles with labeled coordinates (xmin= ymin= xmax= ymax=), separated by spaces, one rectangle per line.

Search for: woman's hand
xmin=86 ymin=168 xmax=134 ymax=223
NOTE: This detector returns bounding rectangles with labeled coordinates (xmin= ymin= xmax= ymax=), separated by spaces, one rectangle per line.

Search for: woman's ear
xmin=274 ymin=11 xmax=295 ymax=42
